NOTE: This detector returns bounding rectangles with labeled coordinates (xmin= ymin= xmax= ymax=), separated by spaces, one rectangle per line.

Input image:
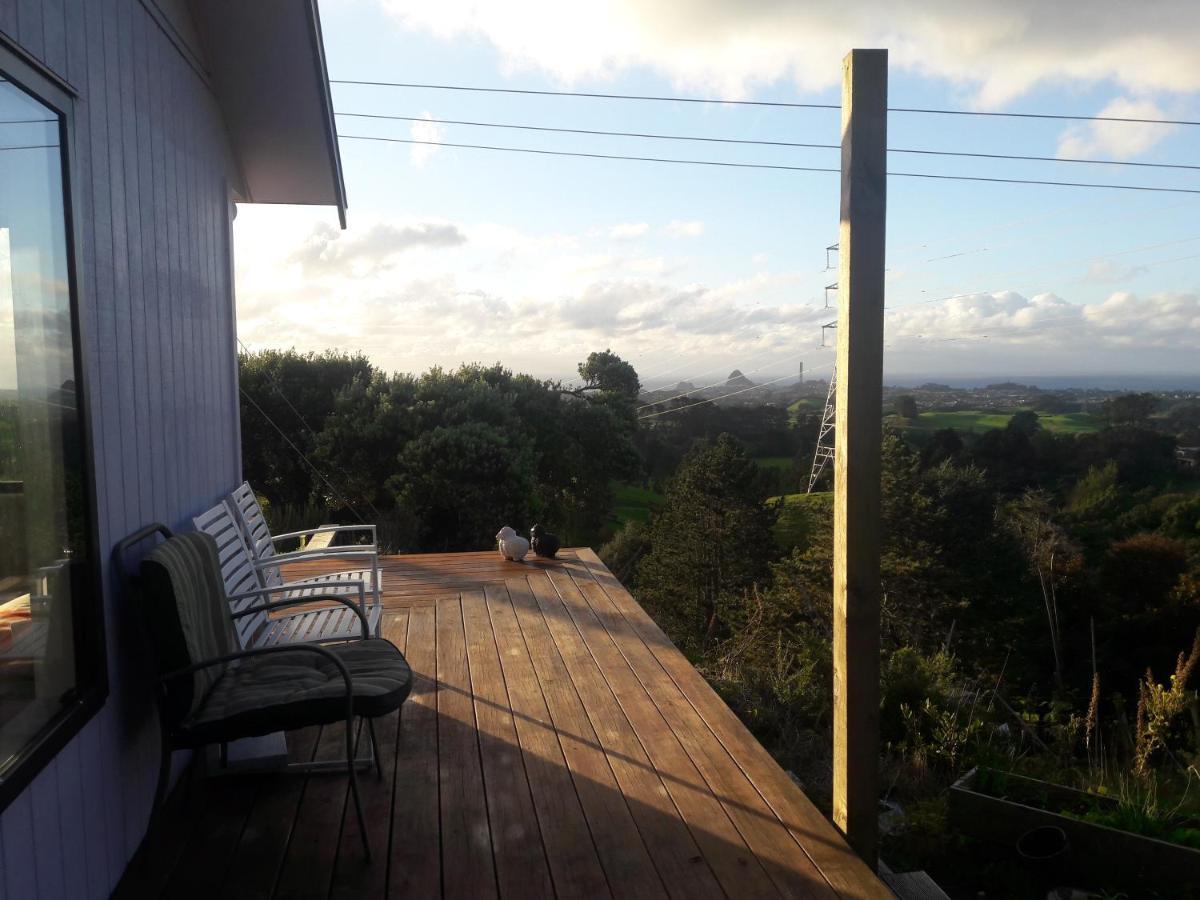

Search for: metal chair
xmin=115 ymin=524 xmax=412 ymax=861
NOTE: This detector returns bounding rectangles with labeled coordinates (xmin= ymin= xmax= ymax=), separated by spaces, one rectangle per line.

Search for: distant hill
xmin=726 ymin=369 xmax=755 ymax=390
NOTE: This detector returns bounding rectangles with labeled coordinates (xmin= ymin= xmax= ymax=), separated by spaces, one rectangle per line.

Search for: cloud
xmin=375 ymin=0 xmax=1200 ymax=106
xmin=884 ymin=290 xmax=1200 ymax=373
xmin=235 ymin=206 xmax=1200 ymax=382
xmin=609 ymin=222 xmax=650 ymax=240
xmin=665 ymin=219 xmax=705 ymax=238
xmin=409 ymin=114 xmax=444 ymax=166
xmin=1057 ymin=97 xmax=1178 ymax=160
xmin=1082 ymin=259 xmax=1150 ymax=284
xmin=288 ymin=220 xmax=467 ymax=276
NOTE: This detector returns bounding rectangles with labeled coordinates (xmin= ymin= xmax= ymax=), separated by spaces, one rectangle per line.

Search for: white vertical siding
xmin=0 ymin=1 xmax=243 ymax=896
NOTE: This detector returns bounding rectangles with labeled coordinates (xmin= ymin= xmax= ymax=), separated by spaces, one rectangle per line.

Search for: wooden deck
xmin=129 ymin=549 xmax=889 ymax=899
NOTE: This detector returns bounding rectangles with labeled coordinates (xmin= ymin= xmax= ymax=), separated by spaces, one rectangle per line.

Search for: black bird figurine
xmin=530 ymin=524 xmax=560 ymax=559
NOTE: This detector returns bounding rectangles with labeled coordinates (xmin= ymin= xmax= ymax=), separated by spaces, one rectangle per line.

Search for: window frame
xmin=0 ymin=37 xmax=107 ymax=812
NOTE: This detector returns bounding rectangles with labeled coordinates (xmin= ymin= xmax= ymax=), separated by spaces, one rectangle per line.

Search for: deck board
xmin=141 ymin=550 xmax=888 ymax=898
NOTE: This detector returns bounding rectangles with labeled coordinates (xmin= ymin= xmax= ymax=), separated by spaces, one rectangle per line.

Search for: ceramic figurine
xmin=496 ymin=526 xmax=530 ymax=561
xmin=530 ymin=524 xmax=560 ymax=559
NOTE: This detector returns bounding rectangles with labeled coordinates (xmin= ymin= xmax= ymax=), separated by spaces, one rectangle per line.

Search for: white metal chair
xmin=193 ymin=500 xmax=382 ymax=647
xmin=228 ymin=482 xmax=382 ymax=608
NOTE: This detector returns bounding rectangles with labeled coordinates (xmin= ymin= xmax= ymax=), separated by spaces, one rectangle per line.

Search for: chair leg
xmin=347 ymin=715 xmax=372 ymax=861
xmin=138 ymin=729 xmax=173 ymax=879
xmin=366 ymin=717 xmax=384 ymax=778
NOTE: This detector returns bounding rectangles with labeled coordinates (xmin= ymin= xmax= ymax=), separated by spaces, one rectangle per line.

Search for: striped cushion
xmin=177 ymin=638 xmax=412 ymax=746
xmin=141 ymin=532 xmax=237 ymax=722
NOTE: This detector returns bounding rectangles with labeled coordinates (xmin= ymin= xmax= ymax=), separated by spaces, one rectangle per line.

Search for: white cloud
xmin=289 ymin=220 xmax=467 ymax=277
xmin=375 ymin=0 xmax=1200 ymax=106
xmin=234 ymin=207 xmax=1200 ymax=381
xmin=665 ymin=219 xmax=705 ymax=238
xmin=884 ymin=290 xmax=1200 ymax=374
xmin=1082 ymin=259 xmax=1149 ymax=284
xmin=409 ymin=114 xmax=444 ymax=166
xmin=1057 ymin=97 xmax=1178 ymax=160
xmin=609 ymin=222 xmax=650 ymax=239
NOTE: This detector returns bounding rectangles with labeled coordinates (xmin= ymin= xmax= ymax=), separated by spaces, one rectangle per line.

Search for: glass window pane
xmin=0 ymin=77 xmax=87 ymax=775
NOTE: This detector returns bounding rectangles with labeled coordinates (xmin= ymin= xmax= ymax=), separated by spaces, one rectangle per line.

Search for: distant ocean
xmin=884 ymin=374 xmax=1200 ymax=391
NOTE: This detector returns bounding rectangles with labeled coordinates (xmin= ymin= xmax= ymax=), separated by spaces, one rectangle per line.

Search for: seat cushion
xmin=176 ymin=638 xmax=412 ymax=746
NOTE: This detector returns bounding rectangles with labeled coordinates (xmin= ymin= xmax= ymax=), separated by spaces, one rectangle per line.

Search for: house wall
xmin=0 ymin=1 xmax=241 ymax=897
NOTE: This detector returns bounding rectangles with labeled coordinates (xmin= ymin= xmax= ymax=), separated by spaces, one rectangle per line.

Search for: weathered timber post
xmin=832 ymin=48 xmax=887 ymax=865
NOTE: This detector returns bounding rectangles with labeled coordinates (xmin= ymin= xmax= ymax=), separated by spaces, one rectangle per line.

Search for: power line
xmin=340 ymin=133 xmax=841 ymax=174
xmin=330 ymin=79 xmax=1200 ymax=126
xmin=332 ymin=79 xmax=839 ymax=110
xmin=237 ymin=385 xmax=368 ymax=525
xmin=338 ymin=134 xmax=1200 ymax=196
xmin=336 ymin=111 xmax=1200 ymax=172
xmin=637 ymin=347 xmax=824 ymax=411
xmin=890 ymin=236 xmax=1200 ymax=309
xmin=236 ymin=338 xmax=385 ymax=521
xmin=638 ymin=364 xmax=834 ymax=421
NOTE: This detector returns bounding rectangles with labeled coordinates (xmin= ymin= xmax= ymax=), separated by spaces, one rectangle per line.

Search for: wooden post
xmin=832 ymin=48 xmax=887 ymax=865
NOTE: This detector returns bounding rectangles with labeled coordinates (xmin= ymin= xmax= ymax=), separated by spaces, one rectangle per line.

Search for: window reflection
xmin=0 ymin=76 xmax=86 ymax=774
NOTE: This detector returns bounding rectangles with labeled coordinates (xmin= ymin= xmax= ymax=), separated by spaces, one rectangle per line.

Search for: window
xmin=0 ymin=47 xmax=103 ymax=809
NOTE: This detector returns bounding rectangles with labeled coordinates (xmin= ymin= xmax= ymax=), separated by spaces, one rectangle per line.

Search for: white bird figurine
xmin=495 ymin=526 xmax=530 ymax=561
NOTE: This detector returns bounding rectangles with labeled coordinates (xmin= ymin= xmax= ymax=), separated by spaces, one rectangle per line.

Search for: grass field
xmin=890 ymin=409 xmax=1103 ymax=435
xmin=772 ymin=491 xmax=832 ymax=549
xmin=787 ymin=398 xmax=820 ymax=422
xmin=611 ymin=482 xmax=664 ymax=527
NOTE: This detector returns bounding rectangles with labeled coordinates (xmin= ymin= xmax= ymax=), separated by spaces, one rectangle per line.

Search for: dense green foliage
xmin=635 ymin=435 xmax=779 ymax=650
xmin=239 ymin=349 xmax=640 ymax=550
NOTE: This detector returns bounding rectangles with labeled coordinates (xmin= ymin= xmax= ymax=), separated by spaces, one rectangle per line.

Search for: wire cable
xmin=638 ymin=347 xmax=828 ymax=411
xmin=638 ymin=363 xmax=835 ymax=420
xmin=330 ymin=80 xmax=1200 ymax=126
xmin=236 ymin=339 xmax=385 ymax=521
xmin=336 ymin=111 xmax=1200 ymax=172
xmin=237 ymin=386 xmax=368 ymax=525
xmin=338 ymin=134 xmax=1200 ymax=195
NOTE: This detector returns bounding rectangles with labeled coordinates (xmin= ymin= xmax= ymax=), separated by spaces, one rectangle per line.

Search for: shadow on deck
xmin=119 ymin=549 xmax=888 ymax=898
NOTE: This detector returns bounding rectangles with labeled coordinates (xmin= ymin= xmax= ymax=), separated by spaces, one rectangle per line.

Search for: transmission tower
xmin=808 ymin=247 xmax=839 ymax=493
xmin=807 ymin=364 xmax=837 ymax=492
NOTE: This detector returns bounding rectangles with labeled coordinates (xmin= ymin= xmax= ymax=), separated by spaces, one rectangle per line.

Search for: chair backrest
xmin=139 ymin=532 xmax=236 ymax=726
xmin=193 ymin=499 xmax=267 ymax=648
xmin=229 ymin=482 xmax=284 ymax=588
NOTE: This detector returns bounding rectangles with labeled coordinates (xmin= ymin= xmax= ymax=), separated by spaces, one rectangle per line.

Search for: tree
xmin=895 ymin=395 xmax=919 ymax=420
xmin=599 ymin=519 xmax=652 ymax=587
xmin=1099 ymin=392 xmax=1157 ymax=428
xmin=1002 ymin=490 xmax=1081 ymax=691
xmin=1007 ymin=410 xmax=1041 ymax=436
xmin=575 ymin=349 xmax=640 ymax=400
xmin=311 ymin=355 xmax=641 ymax=550
xmin=388 ymin=422 xmax=535 ymax=551
xmin=239 ymin=349 xmax=374 ymax=507
xmin=1101 ymin=534 xmax=1188 ymax=611
xmin=636 ymin=435 xmax=779 ymax=650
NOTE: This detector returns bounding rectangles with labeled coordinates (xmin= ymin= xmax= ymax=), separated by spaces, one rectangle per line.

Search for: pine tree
xmin=637 ymin=434 xmax=779 ymax=650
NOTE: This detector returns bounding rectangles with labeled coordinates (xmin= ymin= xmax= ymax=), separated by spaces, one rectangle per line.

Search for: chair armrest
xmin=229 ymin=580 xmax=367 ymax=616
xmin=254 ymin=548 xmax=377 ymax=568
xmin=229 ymin=595 xmax=369 ymax=640
xmin=272 ymin=524 xmax=377 ymax=543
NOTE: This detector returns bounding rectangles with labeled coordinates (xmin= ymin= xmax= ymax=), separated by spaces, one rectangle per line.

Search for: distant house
xmin=0 ymin=3 xmax=344 ymax=897
xmin=1178 ymin=446 xmax=1200 ymax=470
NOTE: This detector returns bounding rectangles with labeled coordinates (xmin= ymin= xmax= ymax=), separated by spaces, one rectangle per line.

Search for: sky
xmin=232 ymin=0 xmax=1200 ymax=388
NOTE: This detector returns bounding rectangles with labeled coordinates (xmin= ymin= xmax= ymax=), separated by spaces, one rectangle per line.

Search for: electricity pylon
xmin=807 ymin=364 xmax=837 ymax=493
xmin=807 ymin=254 xmax=839 ymax=494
